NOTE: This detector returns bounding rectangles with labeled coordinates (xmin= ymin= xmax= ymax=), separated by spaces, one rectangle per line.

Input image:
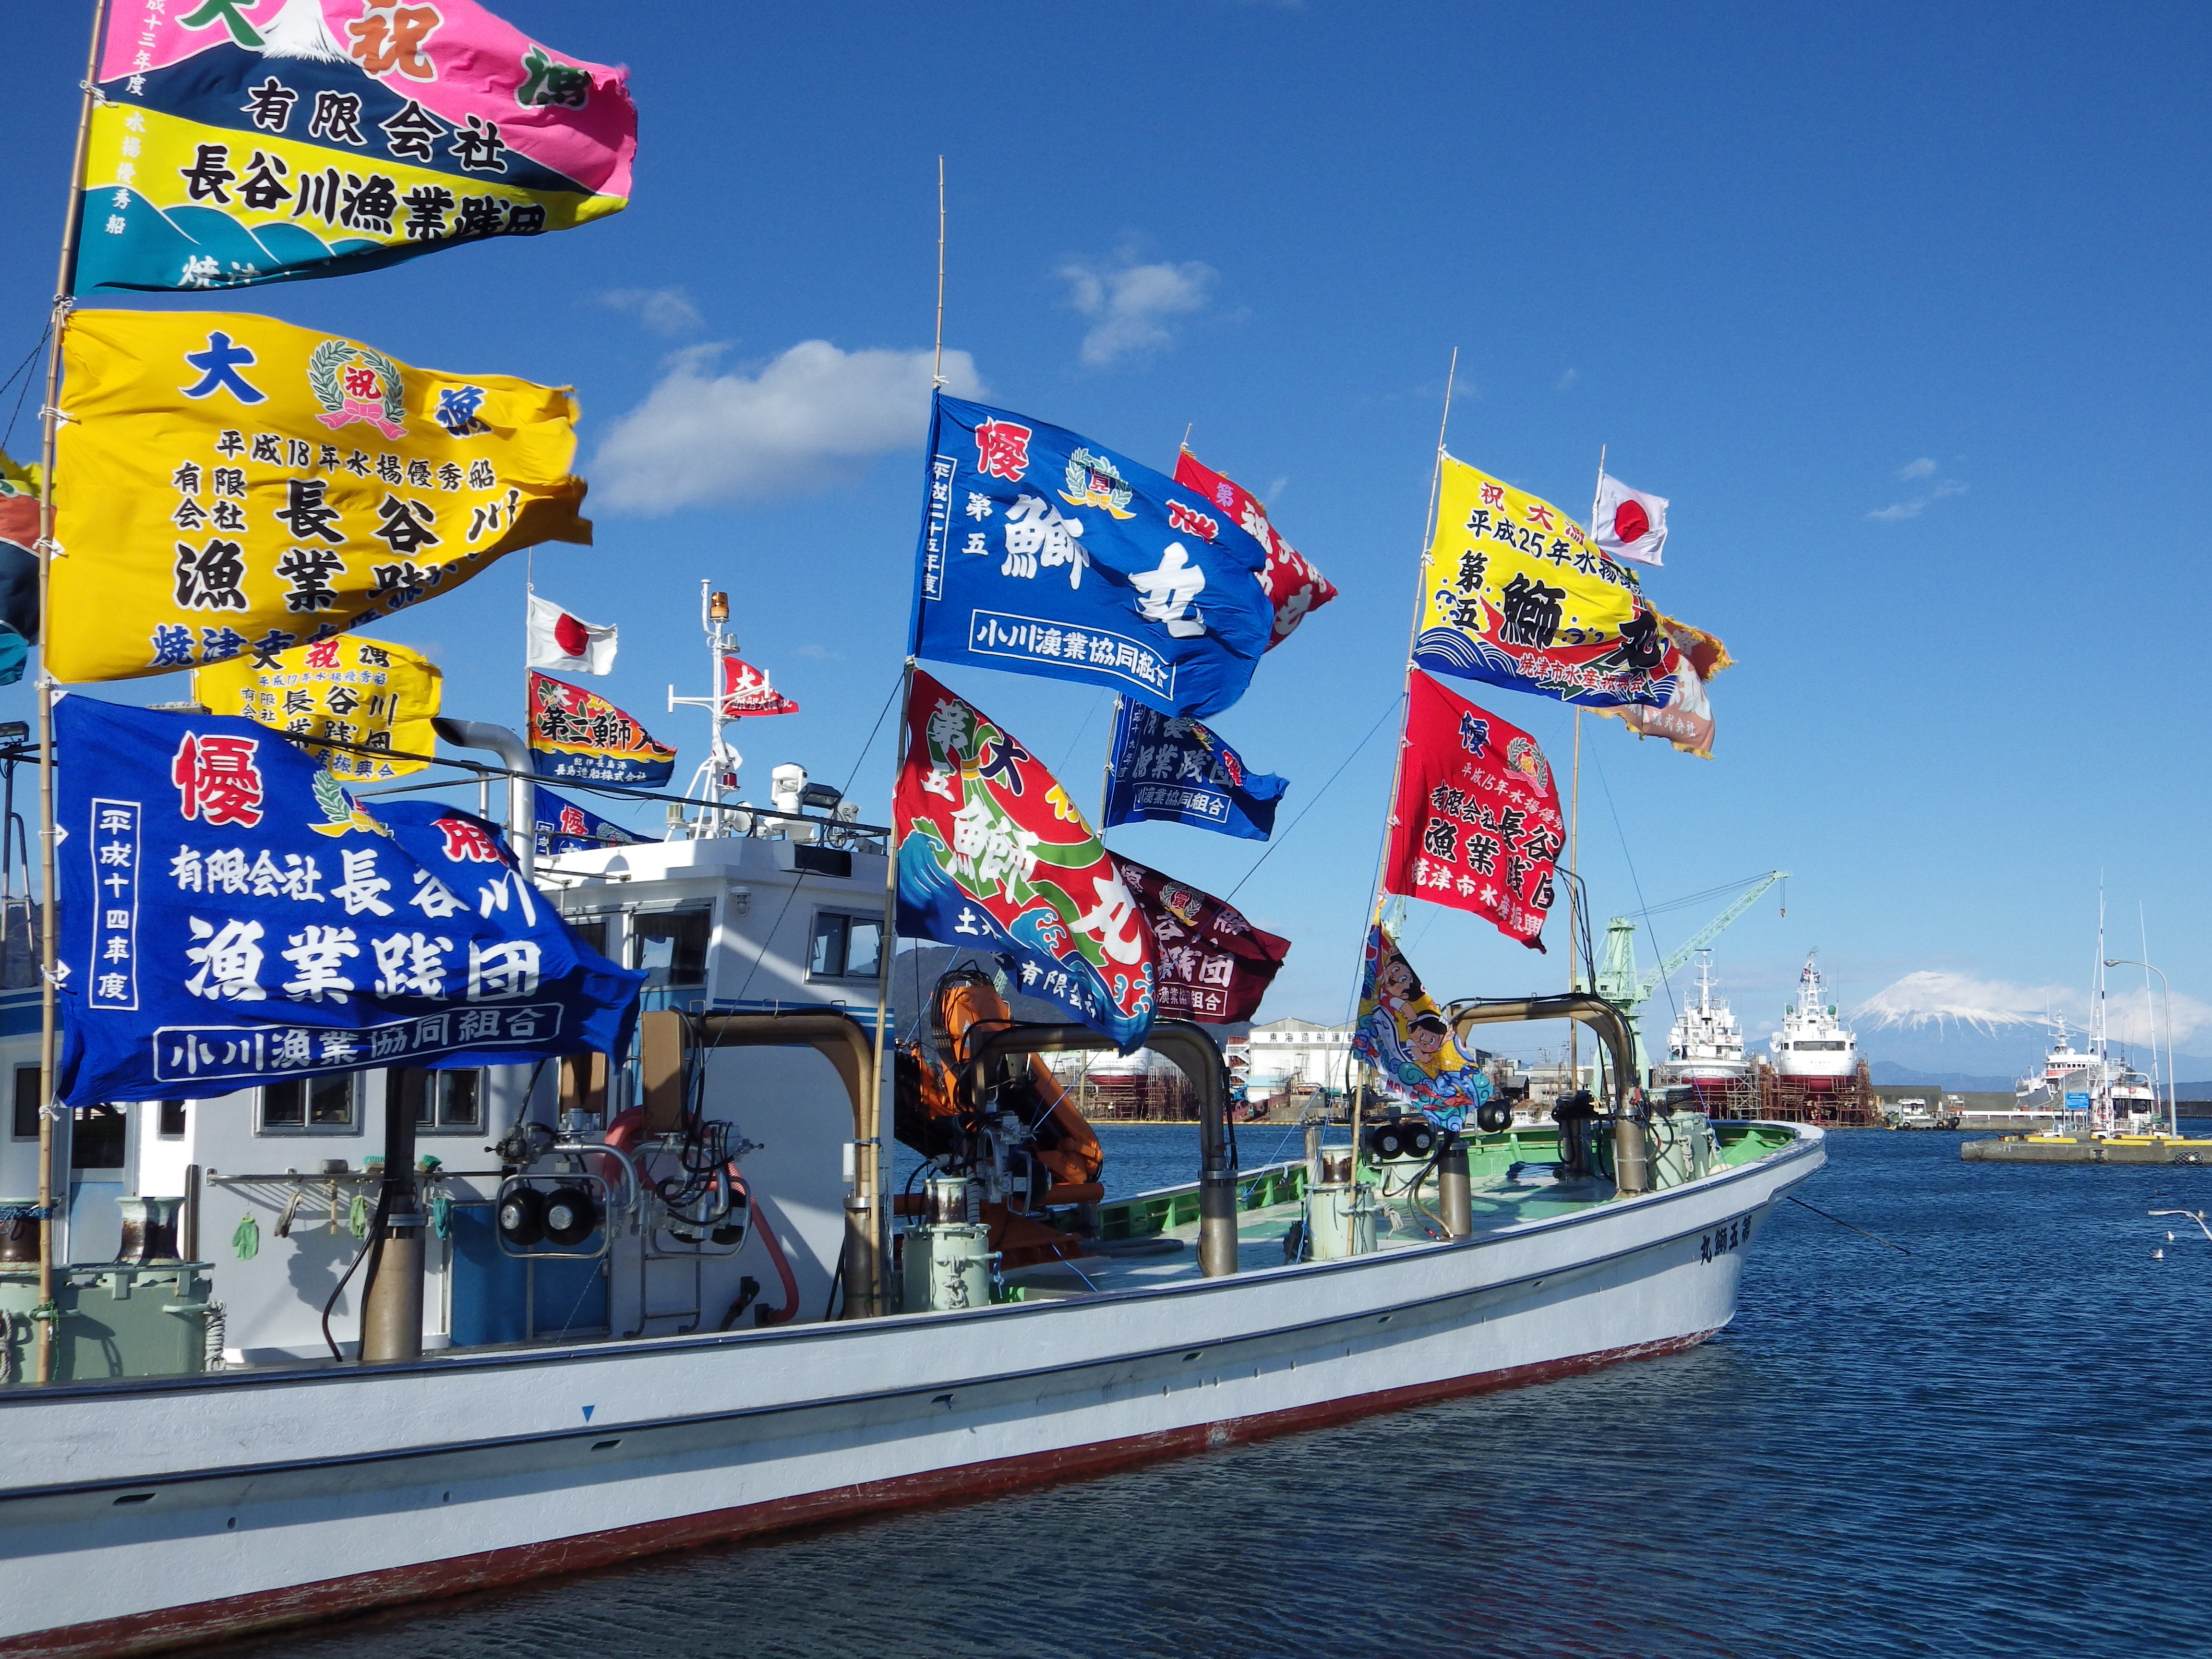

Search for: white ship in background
xmin=1655 ymin=952 xmax=1751 ymax=1097
xmin=1769 ymin=955 xmax=1859 ymax=1089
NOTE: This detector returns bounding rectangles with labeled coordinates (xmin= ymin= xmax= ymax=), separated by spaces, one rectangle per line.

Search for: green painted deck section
xmin=1001 ymin=1121 xmax=1794 ymax=1299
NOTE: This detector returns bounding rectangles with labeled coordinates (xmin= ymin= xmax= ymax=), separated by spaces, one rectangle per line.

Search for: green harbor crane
xmin=1589 ymin=871 xmax=1789 ymax=1081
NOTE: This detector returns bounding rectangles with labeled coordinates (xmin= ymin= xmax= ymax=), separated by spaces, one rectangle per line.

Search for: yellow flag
xmin=49 ymin=310 xmax=589 ymax=682
xmin=1414 ymin=455 xmax=1681 ymax=710
xmin=197 ymin=634 xmax=443 ymax=782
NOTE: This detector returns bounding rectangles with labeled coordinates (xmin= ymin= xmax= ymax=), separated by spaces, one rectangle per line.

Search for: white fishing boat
xmin=1769 ymin=954 xmax=1859 ymax=1087
xmin=1653 ymin=951 xmax=1751 ymax=1098
xmin=0 ymin=619 xmax=1822 ymax=1658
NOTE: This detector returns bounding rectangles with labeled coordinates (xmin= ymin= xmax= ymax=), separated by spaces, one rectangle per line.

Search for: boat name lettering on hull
xmin=1699 ymin=1213 xmax=1753 ymax=1263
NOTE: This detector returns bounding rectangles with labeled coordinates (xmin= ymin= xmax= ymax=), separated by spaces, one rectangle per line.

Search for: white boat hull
xmin=0 ymin=1129 xmax=1822 ymax=1657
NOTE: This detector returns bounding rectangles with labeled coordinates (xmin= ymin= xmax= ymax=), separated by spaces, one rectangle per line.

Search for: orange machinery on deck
xmin=894 ymin=973 xmax=1105 ymax=1269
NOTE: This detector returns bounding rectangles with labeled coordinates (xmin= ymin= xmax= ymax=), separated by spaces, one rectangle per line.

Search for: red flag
xmin=1110 ymin=854 xmax=1289 ymax=1024
xmin=721 ymin=656 xmax=799 ymax=716
xmin=1172 ymin=449 xmax=1337 ymax=649
xmin=895 ymin=669 xmax=1157 ymax=1049
xmin=1383 ymin=672 xmax=1563 ymax=949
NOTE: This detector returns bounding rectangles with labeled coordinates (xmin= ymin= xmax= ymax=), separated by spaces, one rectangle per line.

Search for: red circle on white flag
xmin=1613 ymin=500 xmax=1651 ymax=543
xmin=554 ymin=613 xmax=590 ymax=657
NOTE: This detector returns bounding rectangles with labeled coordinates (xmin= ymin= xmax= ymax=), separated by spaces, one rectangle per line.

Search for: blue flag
xmin=534 ymin=786 xmax=644 ymax=857
xmin=55 ymin=696 xmax=644 ymax=1106
xmin=1101 ymin=698 xmax=1288 ymax=842
xmin=909 ymin=395 xmax=1273 ymax=719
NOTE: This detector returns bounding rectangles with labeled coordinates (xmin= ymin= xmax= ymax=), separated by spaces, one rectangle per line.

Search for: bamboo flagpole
xmin=31 ymin=0 xmax=112 ymax=1386
xmin=1565 ymin=444 xmax=1606 ymax=1092
xmin=854 ymin=157 xmax=951 ymax=1316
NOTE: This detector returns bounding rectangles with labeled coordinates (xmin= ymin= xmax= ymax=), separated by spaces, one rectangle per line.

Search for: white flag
xmin=1592 ymin=474 xmax=1669 ymax=568
xmin=526 ymin=592 xmax=617 ymax=675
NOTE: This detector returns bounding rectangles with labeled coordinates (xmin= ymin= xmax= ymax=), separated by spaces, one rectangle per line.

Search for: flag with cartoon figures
xmin=1101 ymin=697 xmax=1287 ymax=842
xmin=526 ymin=672 xmax=675 ymax=787
xmin=1111 ymin=854 xmax=1288 ymax=1024
xmin=1349 ymin=924 xmax=1494 ymax=1131
xmin=911 ymin=395 xmax=1274 ymax=720
xmin=49 ymin=309 xmax=589 ymax=682
xmin=197 ymin=632 xmax=441 ymax=781
xmin=1598 ymin=614 xmax=1731 ymax=758
xmin=1414 ymin=455 xmax=1687 ymax=711
xmin=78 ymin=0 xmax=635 ymax=294
xmin=894 ymin=669 xmax=1157 ymax=1052
xmin=0 ymin=453 xmax=38 ymax=681
xmin=55 ymin=694 xmax=643 ymax=1106
xmin=1172 ymin=448 xmax=1337 ymax=649
xmin=532 ymin=785 xmax=641 ymax=857
xmin=1382 ymin=671 xmax=1563 ymax=950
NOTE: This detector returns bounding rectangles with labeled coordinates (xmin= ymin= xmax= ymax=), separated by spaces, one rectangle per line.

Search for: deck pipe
xmin=1437 ymin=1141 xmax=1473 ymax=1238
xmin=965 ymin=1021 xmax=1238 ymax=1278
xmin=431 ymin=718 xmax=535 ymax=882
xmin=676 ymin=1011 xmax=883 ymax=1319
xmin=1446 ymin=992 xmax=1653 ymax=1195
xmin=360 ymin=1069 xmax=427 ymax=1364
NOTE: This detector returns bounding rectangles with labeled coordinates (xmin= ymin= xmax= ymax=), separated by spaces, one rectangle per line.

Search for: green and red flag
xmin=894 ymin=668 xmax=1157 ymax=1051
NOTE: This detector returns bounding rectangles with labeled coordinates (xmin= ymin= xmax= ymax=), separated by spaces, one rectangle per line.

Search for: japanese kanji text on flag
xmin=198 ymin=632 xmax=442 ymax=781
xmin=50 ymin=309 xmax=590 ymax=682
xmin=1172 ymin=447 xmax=1337 ymax=649
xmin=76 ymin=0 xmax=635 ymax=295
xmin=895 ymin=669 xmax=1157 ymax=1052
xmin=533 ymin=785 xmax=642 ymax=857
xmin=910 ymin=396 xmax=1273 ymax=721
xmin=1112 ymin=854 xmax=1288 ymax=1024
xmin=55 ymin=695 xmax=644 ymax=1106
xmin=720 ymin=657 xmax=798 ymax=717
xmin=1383 ymin=671 xmax=1564 ymax=950
xmin=1102 ymin=698 xmax=1287 ymax=843
xmin=527 ymin=673 xmax=676 ymax=788
xmin=1413 ymin=455 xmax=1685 ymax=711
xmin=526 ymin=592 xmax=616 ymax=674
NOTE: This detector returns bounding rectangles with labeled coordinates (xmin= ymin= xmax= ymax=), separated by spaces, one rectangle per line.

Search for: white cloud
xmin=1867 ymin=477 xmax=1967 ymax=521
xmin=601 ymin=287 xmax=704 ymax=338
xmin=1896 ymin=457 xmax=1937 ymax=481
xmin=589 ymin=340 xmax=983 ymax=513
xmin=1058 ymin=256 xmax=1215 ymax=366
xmin=1856 ymin=968 xmax=2212 ymax=1047
xmin=1556 ymin=367 xmax=1581 ymax=392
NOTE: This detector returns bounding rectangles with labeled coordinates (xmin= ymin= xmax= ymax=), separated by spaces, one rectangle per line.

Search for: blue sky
xmin=5 ymin=2 xmax=2207 ymax=1075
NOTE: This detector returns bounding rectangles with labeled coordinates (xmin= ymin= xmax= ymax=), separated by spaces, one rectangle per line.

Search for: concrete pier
xmin=1962 ymin=1135 xmax=2212 ymax=1166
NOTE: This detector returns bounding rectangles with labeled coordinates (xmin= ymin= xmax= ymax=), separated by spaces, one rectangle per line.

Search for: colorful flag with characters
xmin=197 ymin=632 xmax=441 ymax=780
xmin=54 ymin=695 xmax=644 ymax=1106
xmin=1349 ymin=923 xmax=1494 ymax=1131
xmin=911 ymin=396 xmax=1273 ymax=720
xmin=527 ymin=673 xmax=676 ymax=788
xmin=720 ymin=656 xmax=798 ymax=717
xmin=1598 ymin=614 xmax=1731 ymax=758
xmin=1172 ymin=448 xmax=1337 ymax=649
xmin=49 ymin=309 xmax=589 ymax=682
xmin=894 ymin=669 xmax=1157 ymax=1051
xmin=1111 ymin=854 xmax=1288 ymax=1024
xmin=1414 ymin=455 xmax=1684 ymax=711
xmin=532 ymin=785 xmax=641 ymax=857
xmin=1383 ymin=672 xmax=1563 ymax=950
xmin=0 ymin=454 xmax=38 ymax=678
xmin=1101 ymin=697 xmax=1287 ymax=842
xmin=77 ymin=0 xmax=634 ymax=295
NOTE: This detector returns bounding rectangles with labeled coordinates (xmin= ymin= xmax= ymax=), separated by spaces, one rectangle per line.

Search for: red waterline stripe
xmin=17 ymin=1329 xmax=1713 ymax=1659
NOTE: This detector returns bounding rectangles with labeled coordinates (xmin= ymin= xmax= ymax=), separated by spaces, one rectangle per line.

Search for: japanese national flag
xmin=526 ymin=593 xmax=617 ymax=675
xmin=1591 ymin=474 xmax=1669 ymax=568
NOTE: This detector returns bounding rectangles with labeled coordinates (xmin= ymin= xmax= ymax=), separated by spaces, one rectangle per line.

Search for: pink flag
xmin=1172 ymin=449 xmax=1338 ymax=649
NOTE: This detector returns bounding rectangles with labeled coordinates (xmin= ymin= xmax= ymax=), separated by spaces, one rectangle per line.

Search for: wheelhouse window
xmin=70 ymin=1105 xmax=126 ymax=1171
xmin=11 ymin=1065 xmax=35 ymax=1139
xmin=634 ymin=908 xmax=710 ymax=990
xmin=414 ymin=1070 xmax=483 ymax=1133
xmin=259 ymin=1074 xmax=359 ymax=1134
xmin=809 ymin=911 xmax=882 ymax=982
xmin=157 ymin=1100 xmax=187 ymax=1138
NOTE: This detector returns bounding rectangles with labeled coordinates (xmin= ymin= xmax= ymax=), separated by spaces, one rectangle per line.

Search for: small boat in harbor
xmin=1653 ymin=950 xmax=1751 ymax=1106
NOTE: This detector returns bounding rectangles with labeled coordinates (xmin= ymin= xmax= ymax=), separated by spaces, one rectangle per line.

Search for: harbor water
xmin=228 ymin=1124 xmax=2211 ymax=1659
